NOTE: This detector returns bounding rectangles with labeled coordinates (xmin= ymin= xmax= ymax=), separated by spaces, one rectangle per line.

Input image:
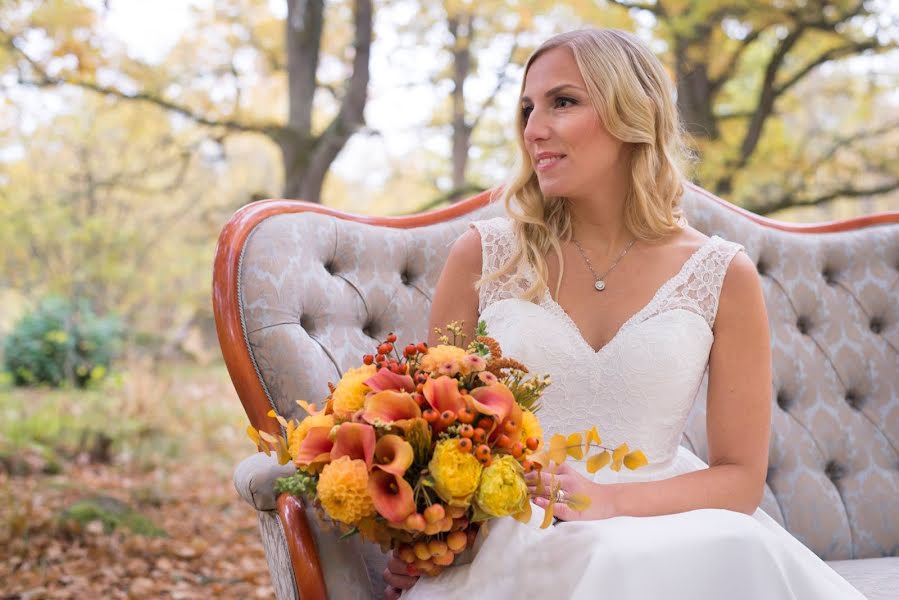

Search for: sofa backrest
xmin=215 ymin=185 xmax=899 ymax=561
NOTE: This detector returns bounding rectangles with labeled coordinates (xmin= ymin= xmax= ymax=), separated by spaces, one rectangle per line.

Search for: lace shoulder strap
xmin=652 ymin=236 xmax=745 ymax=329
xmin=469 ymin=217 xmax=532 ymax=314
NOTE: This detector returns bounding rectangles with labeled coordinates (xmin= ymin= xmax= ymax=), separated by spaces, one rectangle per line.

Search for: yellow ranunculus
xmin=332 ymin=364 xmax=377 ymax=418
xmin=289 ymin=413 xmax=335 ymax=459
xmin=419 ymin=345 xmax=468 ymax=376
xmin=316 ymin=456 xmax=375 ymax=525
xmin=428 ymin=439 xmax=482 ymax=507
xmin=475 ymin=455 xmax=529 ymax=518
xmin=519 ymin=409 xmax=543 ymax=448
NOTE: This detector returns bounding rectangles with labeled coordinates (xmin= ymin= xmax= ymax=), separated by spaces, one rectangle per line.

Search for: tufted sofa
xmin=214 ymin=185 xmax=899 ymax=600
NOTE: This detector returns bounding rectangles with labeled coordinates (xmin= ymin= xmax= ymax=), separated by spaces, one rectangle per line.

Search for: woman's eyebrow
xmin=521 ymin=84 xmax=586 ymax=103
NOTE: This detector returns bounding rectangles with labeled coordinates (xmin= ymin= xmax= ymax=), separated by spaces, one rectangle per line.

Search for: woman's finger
xmin=383 ymin=567 xmax=418 ymax=589
xmin=385 ymin=586 xmax=401 ymax=600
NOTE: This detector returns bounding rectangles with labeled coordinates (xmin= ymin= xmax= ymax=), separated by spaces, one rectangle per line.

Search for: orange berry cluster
xmin=395 ymin=504 xmax=476 ymax=576
xmin=362 ymin=333 xmax=428 ymax=374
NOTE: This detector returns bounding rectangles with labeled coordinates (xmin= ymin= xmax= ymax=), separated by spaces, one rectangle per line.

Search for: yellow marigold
xmin=475 ymin=455 xmax=529 ymax=517
xmin=419 ymin=345 xmax=469 ymax=376
xmin=316 ymin=456 xmax=375 ymax=525
xmin=289 ymin=414 xmax=335 ymax=458
xmin=429 ymin=439 xmax=482 ymax=507
xmin=519 ymin=409 xmax=543 ymax=448
xmin=332 ymin=364 xmax=377 ymax=418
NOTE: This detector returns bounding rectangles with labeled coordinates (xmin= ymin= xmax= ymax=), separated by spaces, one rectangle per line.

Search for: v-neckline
xmin=540 ymin=236 xmax=719 ymax=355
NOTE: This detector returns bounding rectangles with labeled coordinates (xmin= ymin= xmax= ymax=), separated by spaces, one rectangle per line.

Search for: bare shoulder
xmin=716 ymin=246 xmax=766 ymax=330
xmin=447 ymin=226 xmax=483 ymax=275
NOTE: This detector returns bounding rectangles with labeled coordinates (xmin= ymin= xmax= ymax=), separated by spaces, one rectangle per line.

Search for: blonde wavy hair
xmin=481 ymin=28 xmax=691 ymax=301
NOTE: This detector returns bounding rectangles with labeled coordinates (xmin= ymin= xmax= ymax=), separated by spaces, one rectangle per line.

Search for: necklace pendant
xmin=594 ymin=280 xmax=606 ymax=291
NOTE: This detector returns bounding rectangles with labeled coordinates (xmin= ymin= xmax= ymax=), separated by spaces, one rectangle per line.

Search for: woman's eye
xmin=555 ymin=97 xmax=576 ymax=108
xmin=521 ymin=105 xmax=533 ymax=121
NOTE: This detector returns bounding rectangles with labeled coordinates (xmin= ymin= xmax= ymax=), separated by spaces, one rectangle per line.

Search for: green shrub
xmin=2 ymin=296 xmax=122 ymax=388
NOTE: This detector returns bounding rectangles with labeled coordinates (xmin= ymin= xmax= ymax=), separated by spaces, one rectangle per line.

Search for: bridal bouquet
xmin=247 ymin=321 xmax=647 ymax=577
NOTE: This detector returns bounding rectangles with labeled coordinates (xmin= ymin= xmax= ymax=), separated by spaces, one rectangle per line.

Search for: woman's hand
xmin=383 ymin=550 xmax=419 ymax=600
xmin=526 ymin=462 xmax=617 ymax=521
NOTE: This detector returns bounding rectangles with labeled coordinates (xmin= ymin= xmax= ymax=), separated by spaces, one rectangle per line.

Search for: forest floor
xmin=0 ymin=361 xmax=275 ymax=599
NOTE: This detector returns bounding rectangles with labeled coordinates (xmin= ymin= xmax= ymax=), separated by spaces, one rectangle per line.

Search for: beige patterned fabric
xmin=234 ymin=186 xmax=898 ymax=596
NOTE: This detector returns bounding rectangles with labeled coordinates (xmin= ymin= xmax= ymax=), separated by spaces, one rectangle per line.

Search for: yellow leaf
xmin=535 ymin=466 xmax=546 ymax=496
xmin=566 ymin=432 xmax=584 ymax=460
xmin=274 ymin=435 xmax=291 ymax=465
xmin=547 ymin=434 xmax=568 ymax=464
xmin=624 ymin=450 xmax=648 ymax=470
xmin=513 ymin=500 xmax=532 ymax=524
xmin=540 ymin=490 xmax=556 ymax=529
xmin=246 ymin=425 xmax=270 ymax=455
xmin=296 ymin=399 xmax=320 ymax=415
xmin=585 ymin=426 xmax=602 ymax=447
xmin=267 ymin=409 xmax=288 ymax=428
xmin=611 ymin=443 xmax=629 ymax=472
xmin=566 ymin=492 xmax=592 ymax=513
xmin=586 ymin=450 xmax=611 ymax=474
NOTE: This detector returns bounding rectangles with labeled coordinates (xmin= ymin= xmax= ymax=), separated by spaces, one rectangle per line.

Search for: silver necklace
xmin=572 ymin=236 xmax=637 ymax=291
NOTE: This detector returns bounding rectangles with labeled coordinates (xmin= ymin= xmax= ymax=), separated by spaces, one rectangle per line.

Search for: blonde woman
xmin=384 ymin=28 xmax=865 ymax=599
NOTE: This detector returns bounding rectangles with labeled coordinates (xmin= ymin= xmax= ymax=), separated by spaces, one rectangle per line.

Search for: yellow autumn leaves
xmin=538 ymin=426 xmax=648 ymax=474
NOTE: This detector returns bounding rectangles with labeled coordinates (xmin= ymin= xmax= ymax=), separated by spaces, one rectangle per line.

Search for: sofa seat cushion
xmin=826 ymin=557 xmax=899 ymax=599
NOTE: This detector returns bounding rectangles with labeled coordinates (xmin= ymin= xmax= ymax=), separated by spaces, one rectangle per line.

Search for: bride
xmin=384 ymin=28 xmax=865 ymax=599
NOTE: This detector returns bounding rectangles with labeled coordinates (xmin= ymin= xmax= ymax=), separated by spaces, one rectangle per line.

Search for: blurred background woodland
xmin=0 ymin=1 xmax=897 ymax=597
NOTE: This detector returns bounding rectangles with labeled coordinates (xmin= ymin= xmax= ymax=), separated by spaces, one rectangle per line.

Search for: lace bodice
xmin=471 ymin=216 xmax=744 ymax=475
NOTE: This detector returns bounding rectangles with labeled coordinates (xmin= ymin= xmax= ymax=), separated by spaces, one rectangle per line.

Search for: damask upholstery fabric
xmin=234 ymin=186 xmax=898 ymax=596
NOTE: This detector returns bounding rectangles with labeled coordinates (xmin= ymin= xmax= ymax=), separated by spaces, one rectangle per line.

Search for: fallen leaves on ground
xmin=0 ymin=365 xmax=277 ymax=599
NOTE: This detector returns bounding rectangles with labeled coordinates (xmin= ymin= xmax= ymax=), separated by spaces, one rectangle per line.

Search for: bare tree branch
xmin=4 ymin=33 xmax=277 ymax=135
xmin=605 ymin=0 xmax=662 ymax=16
xmin=757 ymin=180 xmax=899 ymax=215
xmin=469 ymin=37 xmax=520 ymax=134
xmin=773 ymin=41 xmax=892 ymax=98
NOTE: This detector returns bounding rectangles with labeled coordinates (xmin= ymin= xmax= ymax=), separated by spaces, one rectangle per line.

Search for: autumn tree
xmin=0 ymin=0 xmax=373 ymax=203
xmin=603 ymin=0 xmax=899 ymax=213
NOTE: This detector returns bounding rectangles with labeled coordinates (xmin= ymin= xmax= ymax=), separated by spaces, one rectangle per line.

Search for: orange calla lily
xmin=369 ymin=469 xmax=416 ymax=523
xmin=422 ymin=376 xmax=467 ymax=414
xmin=365 ymin=367 xmax=415 ymax=393
xmin=373 ymin=434 xmax=414 ymax=476
xmin=470 ymin=383 xmax=515 ymax=423
xmin=362 ymin=390 xmax=422 ymax=425
xmin=293 ymin=427 xmax=334 ymax=467
xmin=330 ymin=422 xmax=376 ymax=469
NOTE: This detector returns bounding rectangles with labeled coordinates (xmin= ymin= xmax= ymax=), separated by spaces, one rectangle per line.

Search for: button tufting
xmin=400 ymin=271 xmax=411 ymax=285
xmin=300 ymin=314 xmax=313 ymax=332
xmin=323 ymin=261 xmax=335 ymax=275
xmin=869 ymin=317 xmax=884 ymax=334
xmin=756 ymin=260 xmax=767 ymax=275
xmin=362 ymin=321 xmax=377 ymax=338
xmin=824 ymin=460 xmax=845 ymax=482
xmin=845 ymin=391 xmax=863 ymax=410
xmin=796 ymin=316 xmax=810 ymax=335
xmin=776 ymin=390 xmax=791 ymax=411
xmin=822 ymin=267 xmax=837 ymax=285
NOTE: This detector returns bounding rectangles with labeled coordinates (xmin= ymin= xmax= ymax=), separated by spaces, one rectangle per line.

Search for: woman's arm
xmin=535 ymin=252 xmax=773 ymax=520
xmin=426 ymin=227 xmax=483 ymax=347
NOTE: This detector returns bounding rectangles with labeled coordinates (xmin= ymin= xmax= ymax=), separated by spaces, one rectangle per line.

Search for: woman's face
xmin=520 ymin=46 xmax=627 ymax=200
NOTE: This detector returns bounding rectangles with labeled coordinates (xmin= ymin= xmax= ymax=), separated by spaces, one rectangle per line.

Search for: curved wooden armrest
xmin=277 ymin=493 xmax=328 ymax=600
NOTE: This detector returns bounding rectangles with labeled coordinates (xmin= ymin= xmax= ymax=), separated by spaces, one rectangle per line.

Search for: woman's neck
xmin=567 ymin=198 xmax=632 ymax=257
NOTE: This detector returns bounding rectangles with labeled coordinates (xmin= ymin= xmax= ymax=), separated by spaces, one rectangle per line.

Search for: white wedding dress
xmin=404 ymin=216 xmax=865 ymax=599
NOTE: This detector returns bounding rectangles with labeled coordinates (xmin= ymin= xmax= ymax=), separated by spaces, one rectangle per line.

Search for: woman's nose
xmin=523 ymin=109 xmax=550 ymax=144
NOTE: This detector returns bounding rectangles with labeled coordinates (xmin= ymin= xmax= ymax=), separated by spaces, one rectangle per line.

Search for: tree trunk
xmin=448 ymin=13 xmax=473 ymax=196
xmin=674 ymin=37 xmax=718 ymax=143
xmin=280 ymin=0 xmax=372 ymax=202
